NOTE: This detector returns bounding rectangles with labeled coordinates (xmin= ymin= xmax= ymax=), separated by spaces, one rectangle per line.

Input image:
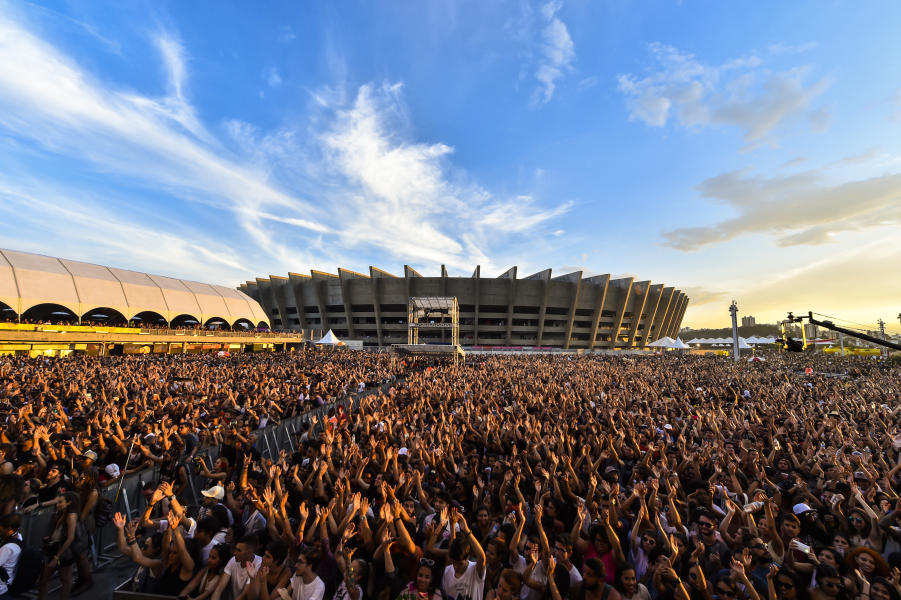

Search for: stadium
xmin=242 ymin=266 xmax=689 ymax=350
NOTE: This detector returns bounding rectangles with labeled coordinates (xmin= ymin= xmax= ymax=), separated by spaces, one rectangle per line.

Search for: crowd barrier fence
xmin=16 ymin=390 xmax=373 ymax=583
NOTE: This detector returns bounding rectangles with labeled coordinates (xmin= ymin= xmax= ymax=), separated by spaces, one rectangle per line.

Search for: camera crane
xmin=778 ymin=312 xmax=901 ymax=352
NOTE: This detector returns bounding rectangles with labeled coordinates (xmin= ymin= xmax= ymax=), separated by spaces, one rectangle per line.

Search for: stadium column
xmin=636 ymin=284 xmax=664 ymax=349
xmin=339 ymin=269 xmax=369 ymax=340
xmin=497 ymin=267 xmax=517 ymax=346
xmin=649 ymin=288 xmax=675 ymax=344
xmin=562 ymin=272 xmax=582 ymax=350
xmin=606 ymin=277 xmax=634 ymax=350
xmin=269 ymin=276 xmax=291 ymax=330
xmin=404 ymin=266 xmax=421 ymax=343
xmin=441 ymin=265 xmax=448 ymax=344
xmin=624 ymin=281 xmax=651 ymax=348
xmin=255 ymin=278 xmax=277 ymax=326
xmin=310 ymin=271 xmax=334 ymax=336
xmin=369 ymin=267 xmax=396 ymax=348
xmin=663 ymin=294 xmax=683 ymax=339
xmin=659 ymin=291 xmax=682 ymax=340
xmin=669 ymin=296 xmax=689 ymax=338
xmin=288 ymin=273 xmax=310 ymax=334
xmin=587 ymin=275 xmax=611 ymax=351
xmin=472 ymin=266 xmax=481 ymax=345
xmin=535 ymin=269 xmax=552 ymax=347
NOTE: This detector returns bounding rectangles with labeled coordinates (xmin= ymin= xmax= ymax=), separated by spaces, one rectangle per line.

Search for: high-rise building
xmin=741 ymin=316 xmax=756 ymax=327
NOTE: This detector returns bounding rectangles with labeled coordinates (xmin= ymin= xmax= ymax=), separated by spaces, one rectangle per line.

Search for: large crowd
xmin=0 ymin=349 xmax=899 ymax=600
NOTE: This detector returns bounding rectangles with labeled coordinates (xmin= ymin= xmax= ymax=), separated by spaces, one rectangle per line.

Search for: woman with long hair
xmin=155 ymin=511 xmax=200 ymax=597
xmin=72 ymin=467 xmax=100 ymax=595
xmin=767 ymin=566 xmax=811 ymax=600
xmin=847 ymin=548 xmax=891 ymax=585
xmin=179 ymin=543 xmax=232 ymax=600
xmin=810 ymin=564 xmax=849 ymax=600
xmin=613 ymin=562 xmax=651 ymax=600
xmin=38 ymin=491 xmax=85 ymax=600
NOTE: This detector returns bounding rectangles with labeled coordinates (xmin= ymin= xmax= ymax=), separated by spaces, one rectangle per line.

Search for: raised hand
xmin=113 ymin=512 xmax=127 ymax=529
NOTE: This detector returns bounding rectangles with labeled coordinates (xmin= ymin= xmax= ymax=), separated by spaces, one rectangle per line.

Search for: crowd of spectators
xmin=0 ymin=350 xmax=900 ymax=600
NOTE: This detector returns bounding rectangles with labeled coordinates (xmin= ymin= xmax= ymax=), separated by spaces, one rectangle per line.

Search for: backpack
xmin=0 ymin=537 xmax=44 ymax=595
xmin=94 ymin=496 xmax=114 ymax=529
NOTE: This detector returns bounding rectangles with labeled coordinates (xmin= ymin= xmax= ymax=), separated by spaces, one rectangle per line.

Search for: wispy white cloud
xmin=616 ymin=43 xmax=832 ymax=149
xmin=661 ymin=156 xmax=901 ymax=251
xmin=262 ymin=67 xmax=282 ymax=88
xmin=0 ymin=10 xmax=572 ymax=281
xmin=319 ymin=82 xmax=571 ymax=270
xmin=531 ymin=0 xmax=575 ymax=106
xmin=768 ymin=42 xmax=818 ymax=55
xmin=278 ymin=26 xmax=296 ymax=43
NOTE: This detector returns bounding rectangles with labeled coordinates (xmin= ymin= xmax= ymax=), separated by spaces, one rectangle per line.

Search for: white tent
xmin=647 ymin=336 xmax=676 ymax=347
xmin=673 ymin=338 xmax=690 ymax=349
xmin=316 ymin=330 xmax=345 ymax=345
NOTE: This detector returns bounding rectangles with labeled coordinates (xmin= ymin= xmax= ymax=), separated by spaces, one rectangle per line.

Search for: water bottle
xmin=743 ymin=502 xmax=764 ymax=513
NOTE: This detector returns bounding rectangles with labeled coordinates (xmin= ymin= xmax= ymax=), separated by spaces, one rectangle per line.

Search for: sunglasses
xmin=420 ymin=558 xmax=435 ymax=566
xmin=822 ymin=582 xmax=844 ymax=590
xmin=851 ymin=517 xmax=864 ymax=523
xmin=689 ymin=572 xmax=699 ymax=581
xmin=717 ymin=588 xmax=737 ymax=598
xmin=751 ymin=543 xmax=767 ymax=549
xmin=776 ymin=581 xmax=795 ymax=590
xmin=699 ymin=521 xmax=714 ymax=528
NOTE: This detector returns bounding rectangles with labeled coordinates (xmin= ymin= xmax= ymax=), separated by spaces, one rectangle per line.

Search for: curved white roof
xmin=0 ymin=249 xmax=268 ymax=327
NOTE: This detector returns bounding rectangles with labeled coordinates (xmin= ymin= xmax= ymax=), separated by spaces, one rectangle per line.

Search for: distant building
xmin=804 ymin=323 xmax=819 ymax=339
xmin=741 ymin=316 xmax=756 ymax=327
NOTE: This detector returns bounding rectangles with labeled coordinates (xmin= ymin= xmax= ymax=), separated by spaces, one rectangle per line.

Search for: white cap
xmin=105 ymin=464 xmax=121 ymax=478
xmin=792 ymin=503 xmax=814 ymax=515
xmin=398 ymin=447 xmax=408 ymax=456
xmin=201 ymin=485 xmax=225 ymax=500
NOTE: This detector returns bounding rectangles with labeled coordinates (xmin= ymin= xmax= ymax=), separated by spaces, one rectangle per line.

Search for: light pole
xmin=729 ymin=301 xmax=739 ymax=362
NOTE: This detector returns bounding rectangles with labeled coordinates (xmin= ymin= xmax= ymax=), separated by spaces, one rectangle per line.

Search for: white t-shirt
xmin=335 ymin=581 xmax=363 ymax=600
xmin=442 ymin=561 xmax=485 ymax=600
xmin=291 ymin=574 xmax=325 ymax=600
xmin=225 ymin=555 xmax=263 ymax=599
xmin=511 ymin=554 xmax=546 ymax=600
xmin=0 ymin=534 xmax=22 ymax=595
xmin=158 ymin=518 xmax=197 ymax=538
xmin=201 ymin=539 xmax=216 ymax=565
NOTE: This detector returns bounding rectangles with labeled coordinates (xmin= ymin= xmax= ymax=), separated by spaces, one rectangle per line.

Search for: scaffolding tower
xmin=407 ymin=296 xmax=459 ymax=346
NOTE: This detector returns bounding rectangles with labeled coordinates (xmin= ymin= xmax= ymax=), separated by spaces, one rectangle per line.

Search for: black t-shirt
xmin=38 ymin=478 xmax=68 ymax=503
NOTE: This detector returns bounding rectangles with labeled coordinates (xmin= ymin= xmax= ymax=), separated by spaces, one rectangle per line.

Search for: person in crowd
xmin=0 ymin=514 xmax=23 ymax=600
xmin=3 ymin=347 xmax=901 ymax=600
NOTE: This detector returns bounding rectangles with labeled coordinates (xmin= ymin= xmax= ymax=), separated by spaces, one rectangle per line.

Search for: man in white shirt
xmin=442 ymin=516 xmax=486 ymax=600
xmin=212 ymin=535 xmax=263 ymax=600
xmin=281 ymin=546 xmax=325 ymax=600
xmin=0 ymin=514 xmax=23 ymax=599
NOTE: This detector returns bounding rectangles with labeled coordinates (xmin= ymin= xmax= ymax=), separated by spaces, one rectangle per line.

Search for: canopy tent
xmin=749 ymin=356 xmax=766 ymax=362
xmin=646 ymin=336 xmax=677 ymax=348
xmin=738 ymin=337 xmax=753 ymax=349
xmin=647 ymin=337 xmax=689 ymax=349
xmin=316 ymin=330 xmax=345 ymax=345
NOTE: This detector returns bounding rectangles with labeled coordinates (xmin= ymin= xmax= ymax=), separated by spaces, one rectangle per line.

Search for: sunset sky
xmin=0 ymin=1 xmax=899 ymax=333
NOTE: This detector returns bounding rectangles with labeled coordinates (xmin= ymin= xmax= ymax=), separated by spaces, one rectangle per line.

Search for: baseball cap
xmin=201 ymin=486 xmax=225 ymax=500
xmin=105 ymin=464 xmax=121 ymax=478
xmin=398 ymin=448 xmax=408 ymax=456
xmin=792 ymin=503 xmax=814 ymax=515
xmin=83 ymin=450 xmax=98 ymax=461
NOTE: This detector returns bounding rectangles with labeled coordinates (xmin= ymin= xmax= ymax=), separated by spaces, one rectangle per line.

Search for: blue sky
xmin=0 ymin=0 xmax=900 ymax=330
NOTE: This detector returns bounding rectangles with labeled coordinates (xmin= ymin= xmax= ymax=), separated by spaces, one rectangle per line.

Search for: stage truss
xmin=407 ymin=296 xmax=459 ymax=346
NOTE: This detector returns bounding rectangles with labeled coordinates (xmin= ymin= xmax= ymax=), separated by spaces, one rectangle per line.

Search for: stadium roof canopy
xmin=0 ymin=249 xmax=269 ymax=328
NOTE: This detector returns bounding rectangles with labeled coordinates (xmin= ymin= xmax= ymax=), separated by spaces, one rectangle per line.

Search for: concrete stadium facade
xmin=240 ymin=266 xmax=689 ymax=350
